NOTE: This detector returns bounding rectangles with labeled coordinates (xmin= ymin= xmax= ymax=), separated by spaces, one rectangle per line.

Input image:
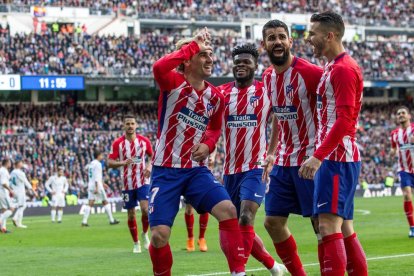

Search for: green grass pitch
xmin=1 ymin=196 xmax=413 ymax=275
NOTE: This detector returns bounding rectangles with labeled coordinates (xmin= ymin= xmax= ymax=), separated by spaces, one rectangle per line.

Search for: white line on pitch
xmin=187 ymin=253 xmax=414 ymax=276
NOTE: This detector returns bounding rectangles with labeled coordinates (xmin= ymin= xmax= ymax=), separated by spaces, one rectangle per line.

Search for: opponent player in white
xmin=45 ymin=166 xmax=69 ymax=223
xmin=0 ymin=159 xmax=14 ymax=233
xmin=82 ymin=150 xmax=119 ymax=227
xmin=10 ymin=158 xmax=37 ymax=228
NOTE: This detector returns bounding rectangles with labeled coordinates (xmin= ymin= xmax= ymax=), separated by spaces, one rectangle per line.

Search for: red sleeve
xmin=313 ymin=105 xmax=354 ymax=161
xmin=303 ymin=65 xmax=323 ymax=95
xmin=143 ymin=136 xmax=154 ymax=156
xmin=153 ymin=41 xmax=200 ymax=91
xmin=108 ymin=140 xmax=119 ymax=160
xmin=390 ymin=131 xmax=397 ymax=149
xmin=331 ymin=66 xmax=358 ymax=107
xmin=200 ymin=92 xmax=224 ymax=153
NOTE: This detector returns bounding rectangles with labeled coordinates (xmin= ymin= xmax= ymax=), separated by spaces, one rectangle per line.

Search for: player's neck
xmin=273 ymin=54 xmax=294 ymax=74
xmin=326 ymin=43 xmax=346 ymax=62
xmin=185 ymin=73 xmax=206 ymax=91
xmin=236 ymin=78 xmax=254 ymax=89
xmin=401 ymin=122 xmax=411 ymax=129
xmin=125 ymin=133 xmax=136 ymax=141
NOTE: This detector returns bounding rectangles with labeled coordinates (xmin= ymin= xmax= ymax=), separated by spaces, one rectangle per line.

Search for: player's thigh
xmin=265 ymin=165 xmax=300 ymax=217
xmin=122 ymin=189 xmax=139 ymax=210
xmin=185 ymin=166 xmax=230 ymax=215
xmin=399 ymin=171 xmax=414 ymax=190
xmin=239 ymin=169 xmax=266 ymax=209
xmin=314 ymin=161 xmax=360 ymax=220
xmin=55 ymin=194 xmax=66 ymax=207
xmin=223 ymin=173 xmax=242 ymax=215
xmin=148 ymin=166 xmax=185 ymax=228
xmin=0 ymin=194 xmax=12 ymax=210
xmin=15 ymin=194 xmax=26 ymax=208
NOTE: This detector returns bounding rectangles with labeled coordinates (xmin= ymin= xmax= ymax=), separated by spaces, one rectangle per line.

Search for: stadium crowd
xmin=0 ymin=101 xmax=406 ymax=202
xmin=0 ymin=24 xmax=413 ymax=80
xmin=3 ymin=1 xmax=413 ymax=27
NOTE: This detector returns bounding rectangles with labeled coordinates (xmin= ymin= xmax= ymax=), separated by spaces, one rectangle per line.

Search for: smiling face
xmin=232 ymin=53 xmax=257 ymax=83
xmin=186 ymin=48 xmax=214 ymax=80
xmin=397 ymin=108 xmax=411 ymax=126
xmin=262 ymin=27 xmax=292 ymax=66
xmin=306 ymin=22 xmax=329 ymax=59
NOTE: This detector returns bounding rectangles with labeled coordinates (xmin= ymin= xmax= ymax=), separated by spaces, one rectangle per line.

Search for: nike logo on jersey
xmin=254 ymin=193 xmax=263 ymax=198
xmin=317 ymin=202 xmax=328 ymax=208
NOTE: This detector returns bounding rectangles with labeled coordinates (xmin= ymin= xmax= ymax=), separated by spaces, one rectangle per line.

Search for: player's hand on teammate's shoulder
xmin=261 ymin=154 xmax=275 ymax=182
xmin=191 ymin=143 xmax=210 ymax=162
xmin=298 ymin=156 xmax=321 ymax=180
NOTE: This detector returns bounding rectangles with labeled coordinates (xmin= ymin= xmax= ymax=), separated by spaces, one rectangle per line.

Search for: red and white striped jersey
xmin=152 ymin=41 xmax=224 ymax=168
xmin=263 ymin=57 xmax=323 ymax=167
xmin=314 ymin=53 xmax=363 ymax=162
xmin=218 ymin=80 xmax=271 ymax=175
xmin=108 ymin=134 xmax=153 ymax=191
xmin=391 ymin=123 xmax=414 ymax=173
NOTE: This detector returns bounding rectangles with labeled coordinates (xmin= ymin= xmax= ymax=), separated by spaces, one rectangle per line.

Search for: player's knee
xmin=239 ymin=210 xmax=254 ymax=226
xmin=150 ymin=228 xmax=169 ymax=248
xmin=211 ymin=200 xmax=237 ymax=220
xmin=264 ymin=217 xmax=283 ymax=233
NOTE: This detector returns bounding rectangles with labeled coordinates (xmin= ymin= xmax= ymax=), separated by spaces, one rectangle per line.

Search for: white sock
xmin=83 ymin=206 xmax=90 ymax=224
xmin=13 ymin=207 xmax=20 ymax=222
xmin=51 ymin=209 xmax=56 ymax=221
xmin=1 ymin=210 xmax=12 ymax=228
xmin=104 ymin=204 xmax=114 ymax=223
xmin=19 ymin=207 xmax=26 ymax=225
xmin=57 ymin=210 xmax=63 ymax=221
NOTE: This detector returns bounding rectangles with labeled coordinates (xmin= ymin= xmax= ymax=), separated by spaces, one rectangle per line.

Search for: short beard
xmin=268 ymin=50 xmax=289 ymax=66
xmin=235 ymin=71 xmax=255 ymax=84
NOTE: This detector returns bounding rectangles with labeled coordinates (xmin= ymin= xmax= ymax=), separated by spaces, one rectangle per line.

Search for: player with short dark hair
xmin=149 ymin=28 xmax=246 ymax=276
xmin=218 ymin=43 xmax=285 ymax=275
xmin=390 ymin=106 xmax=414 ymax=237
xmin=300 ymin=11 xmax=368 ymax=275
xmin=261 ymin=19 xmax=323 ymax=275
xmin=108 ymin=116 xmax=153 ymax=253
xmin=45 ymin=166 xmax=69 ymax=223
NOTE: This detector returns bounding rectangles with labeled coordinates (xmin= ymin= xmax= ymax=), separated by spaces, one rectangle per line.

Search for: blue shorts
xmin=399 ymin=171 xmax=414 ymax=188
xmin=265 ymin=165 xmax=314 ymax=217
xmin=313 ymin=161 xmax=361 ymax=220
xmin=122 ymin=185 xmax=150 ymax=210
xmin=148 ymin=166 xmax=230 ymax=227
xmin=223 ymin=169 xmax=266 ymax=217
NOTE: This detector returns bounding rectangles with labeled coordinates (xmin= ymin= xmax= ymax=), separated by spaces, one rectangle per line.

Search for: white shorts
xmin=0 ymin=193 xmax=13 ymax=209
xmin=51 ymin=194 xmax=66 ymax=207
xmin=88 ymin=189 xmax=108 ymax=202
xmin=13 ymin=193 xmax=26 ymax=208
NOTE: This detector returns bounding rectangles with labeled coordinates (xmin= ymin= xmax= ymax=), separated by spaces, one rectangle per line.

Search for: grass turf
xmin=0 ymin=196 xmax=413 ymax=275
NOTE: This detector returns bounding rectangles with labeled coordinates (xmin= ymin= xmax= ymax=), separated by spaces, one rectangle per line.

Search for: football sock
xmin=251 ymin=233 xmax=275 ymax=269
xmin=1 ymin=210 xmax=12 ymax=228
xmin=239 ymin=225 xmax=255 ymax=262
xmin=128 ymin=218 xmax=138 ymax=243
xmin=322 ymin=233 xmax=346 ymax=275
xmin=199 ymin=213 xmax=209 ymax=239
xmin=141 ymin=213 xmax=149 ymax=233
xmin=274 ymin=235 xmax=306 ymax=276
xmin=104 ymin=204 xmax=114 ymax=223
xmin=219 ymin=218 xmax=245 ymax=274
xmin=82 ymin=206 xmax=90 ymax=224
xmin=57 ymin=210 xmax=63 ymax=221
xmin=149 ymin=243 xmax=173 ymax=276
xmin=51 ymin=209 xmax=56 ymax=221
xmin=344 ymin=233 xmax=368 ymax=276
xmin=185 ymin=213 xmax=194 ymax=238
xmin=404 ymin=201 xmax=414 ymax=227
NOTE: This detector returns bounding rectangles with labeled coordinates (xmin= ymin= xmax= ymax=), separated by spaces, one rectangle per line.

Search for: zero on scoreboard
xmin=21 ymin=76 xmax=85 ymax=90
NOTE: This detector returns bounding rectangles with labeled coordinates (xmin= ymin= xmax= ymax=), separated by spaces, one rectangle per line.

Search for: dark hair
xmin=310 ymin=11 xmax=345 ymax=39
xmin=231 ymin=44 xmax=259 ymax=62
xmin=2 ymin=159 xmax=10 ymax=166
xmin=396 ymin=106 xmax=410 ymax=114
xmin=262 ymin=20 xmax=289 ymax=40
xmin=94 ymin=150 xmax=102 ymax=159
xmin=123 ymin=114 xmax=136 ymax=121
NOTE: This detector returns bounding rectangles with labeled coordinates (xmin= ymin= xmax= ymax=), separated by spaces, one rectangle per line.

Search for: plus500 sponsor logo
xmin=273 ymin=106 xmax=298 ymax=120
xmin=226 ymin=114 xmax=257 ymax=128
xmin=177 ymin=107 xmax=209 ymax=131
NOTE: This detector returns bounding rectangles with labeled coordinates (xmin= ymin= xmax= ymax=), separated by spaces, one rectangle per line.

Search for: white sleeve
xmin=63 ymin=177 xmax=69 ymax=193
xmin=45 ymin=177 xmax=53 ymax=193
xmin=93 ymin=163 xmax=101 ymax=184
xmin=21 ymin=172 xmax=32 ymax=191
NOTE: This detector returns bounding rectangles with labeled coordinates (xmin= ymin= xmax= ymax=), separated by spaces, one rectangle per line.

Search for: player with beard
xmin=218 ymin=44 xmax=286 ymax=275
xmin=261 ymin=20 xmax=323 ymax=275
xmin=390 ymin=106 xmax=414 ymax=237
xmin=300 ymin=11 xmax=368 ymax=275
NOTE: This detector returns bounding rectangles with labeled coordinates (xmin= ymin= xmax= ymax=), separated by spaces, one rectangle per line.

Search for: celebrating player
xmin=45 ymin=166 xmax=69 ymax=223
xmin=10 ymin=158 xmax=37 ymax=228
xmin=82 ymin=151 xmax=119 ymax=227
xmin=0 ymin=159 xmax=14 ymax=233
xmin=149 ymin=28 xmax=246 ymax=276
xmin=300 ymin=11 xmax=368 ymax=275
xmin=390 ymin=106 xmax=414 ymax=237
xmin=218 ymin=43 xmax=285 ymax=275
xmin=108 ymin=116 xmax=153 ymax=253
xmin=261 ymin=19 xmax=323 ymax=275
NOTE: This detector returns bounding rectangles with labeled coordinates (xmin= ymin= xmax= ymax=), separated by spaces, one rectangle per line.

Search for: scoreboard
xmin=0 ymin=75 xmax=85 ymax=91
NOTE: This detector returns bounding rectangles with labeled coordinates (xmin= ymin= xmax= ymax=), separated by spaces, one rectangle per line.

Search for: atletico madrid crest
xmin=286 ymin=84 xmax=294 ymax=99
xmin=206 ymin=103 xmax=215 ymax=117
xmin=250 ymin=96 xmax=259 ymax=108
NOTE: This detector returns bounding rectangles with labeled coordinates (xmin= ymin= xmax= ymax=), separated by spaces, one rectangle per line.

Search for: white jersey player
xmin=45 ymin=167 xmax=69 ymax=223
xmin=82 ymin=150 xmax=119 ymax=227
xmin=0 ymin=159 xmax=14 ymax=233
xmin=10 ymin=159 xmax=37 ymax=228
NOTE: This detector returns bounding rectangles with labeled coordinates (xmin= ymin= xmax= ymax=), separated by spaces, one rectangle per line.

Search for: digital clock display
xmin=21 ymin=76 xmax=85 ymax=90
